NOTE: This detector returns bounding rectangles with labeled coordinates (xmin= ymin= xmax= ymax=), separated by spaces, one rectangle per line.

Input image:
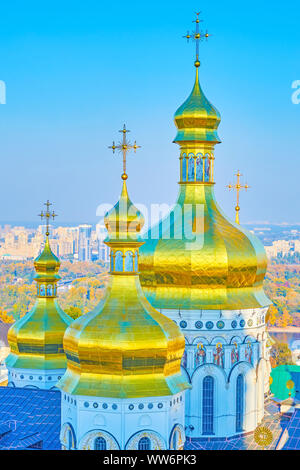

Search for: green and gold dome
xmin=57 ymin=132 xmax=189 ymax=398
xmin=6 ymin=204 xmax=72 ymax=374
xmin=139 ymin=50 xmax=270 ymax=311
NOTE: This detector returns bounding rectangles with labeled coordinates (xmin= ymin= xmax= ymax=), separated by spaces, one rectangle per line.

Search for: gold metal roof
xmin=6 ymin=209 xmax=71 ymax=371
xmin=139 ymin=183 xmax=270 ymax=310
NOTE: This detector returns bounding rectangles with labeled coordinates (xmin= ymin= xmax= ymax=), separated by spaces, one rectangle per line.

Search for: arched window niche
xmin=204 ymin=155 xmax=211 ymax=182
xmin=94 ymin=436 xmax=107 ymax=450
xmin=46 ymin=284 xmax=53 ymax=296
xmin=138 ymin=436 xmax=151 ymax=450
xmin=114 ymin=251 xmax=123 ymax=272
xmin=134 ymin=251 xmax=138 ymax=272
xmin=188 ymin=154 xmax=195 ymax=181
xmin=68 ymin=430 xmax=73 ymax=450
xmin=196 ymin=153 xmax=203 ymax=181
xmin=181 ymin=153 xmax=187 ymax=182
xmin=39 ymin=284 xmax=46 ymax=296
xmin=202 ymin=376 xmax=214 ymax=435
xmin=124 ymin=251 xmax=134 ymax=272
xmin=236 ymin=374 xmax=244 ymax=432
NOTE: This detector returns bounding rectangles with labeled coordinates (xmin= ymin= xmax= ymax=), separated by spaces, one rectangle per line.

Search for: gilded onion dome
xmin=139 ymin=58 xmax=271 ymax=311
xmin=57 ymin=132 xmax=189 ymax=398
xmin=6 ymin=203 xmax=72 ymax=371
xmin=104 ymin=175 xmax=144 ymax=242
xmin=174 ymin=66 xmax=221 ymax=144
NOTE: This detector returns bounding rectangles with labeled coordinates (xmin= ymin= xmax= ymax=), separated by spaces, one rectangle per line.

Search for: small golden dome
xmin=6 ymin=236 xmax=71 ymax=371
xmin=34 ymin=237 xmax=61 ymax=282
xmin=174 ymin=66 xmax=221 ymax=144
xmin=104 ymin=179 xmax=144 ymax=243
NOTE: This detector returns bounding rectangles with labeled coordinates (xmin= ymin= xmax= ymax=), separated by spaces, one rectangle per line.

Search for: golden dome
xmin=58 ymin=177 xmax=189 ymax=398
xmin=174 ymin=67 xmax=221 ymax=144
xmin=6 ymin=236 xmax=72 ymax=371
xmin=104 ymin=180 xmax=144 ymax=242
xmin=139 ymin=64 xmax=270 ymax=311
xmin=139 ymin=184 xmax=270 ymax=310
xmin=34 ymin=237 xmax=61 ymax=281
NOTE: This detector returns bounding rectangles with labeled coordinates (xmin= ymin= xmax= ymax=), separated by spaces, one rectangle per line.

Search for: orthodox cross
xmin=227 ymin=171 xmax=250 ymax=224
xmin=38 ymin=200 xmax=57 ymax=237
xmin=108 ymin=124 xmax=141 ymax=179
xmin=183 ymin=12 xmax=211 ymax=66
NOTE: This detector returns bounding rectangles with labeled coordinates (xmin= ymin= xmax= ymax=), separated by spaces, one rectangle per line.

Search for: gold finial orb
xmin=286 ymin=379 xmax=294 ymax=390
xmin=122 ymin=173 xmax=128 ymax=180
xmin=194 ymin=59 xmax=200 ymax=68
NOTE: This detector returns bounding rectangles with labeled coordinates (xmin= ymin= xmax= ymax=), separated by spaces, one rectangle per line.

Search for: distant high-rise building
xmin=78 ymin=224 xmax=92 ymax=261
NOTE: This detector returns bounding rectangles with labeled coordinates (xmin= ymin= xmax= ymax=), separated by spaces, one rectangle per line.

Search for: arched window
xmin=40 ymin=284 xmax=45 ymax=296
xmin=202 ymin=376 xmax=214 ymax=435
xmin=94 ymin=436 xmax=107 ymax=450
xmin=47 ymin=284 xmax=52 ymax=296
xmin=110 ymin=251 xmax=114 ymax=271
xmin=67 ymin=430 xmax=73 ymax=450
xmin=181 ymin=154 xmax=187 ymax=182
xmin=114 ymin=251 xmax=123 ymax=272
xmin=196 ymin=154 xmax=203 ymax=181
xmin=188 ymin=155 xmax=195 ymax=181
xmin=204 ymin=155 xmax=210 ymax=182
xmin=134 ymin=251 xmax=138 ymax=271
xmin=125 ymin=251 xmax=134 ymax=272
xmin=236 ymin=374 xmax=244 ymax=432
xmin=138 ymin=436 xmax=151 ymax=450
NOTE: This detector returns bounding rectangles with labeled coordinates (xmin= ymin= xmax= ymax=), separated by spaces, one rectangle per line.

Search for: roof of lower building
xmin=0 ymin=386 xmax=61 ymax=450
xmin=281 ymin=408 xmax=300 ymax=450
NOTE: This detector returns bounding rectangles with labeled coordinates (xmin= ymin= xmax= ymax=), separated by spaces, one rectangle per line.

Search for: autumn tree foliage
xmin=270 ymin=341 xmax=294 ymax=367
xmin=0 ymin=309 xmax=13 ymax=324
xmin=264 ymin=263 xmax=300 ymax=327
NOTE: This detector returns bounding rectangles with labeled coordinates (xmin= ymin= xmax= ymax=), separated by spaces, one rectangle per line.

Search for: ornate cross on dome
xmin=38 ymin=200 xmax=57 ymax=237
xmin=108 ymin=124 xmax=141 ymax=180
xmin=183 ymin=12 xmax=211 ymax=67
xmin=227 ymin=171 xmax=250 ymax=224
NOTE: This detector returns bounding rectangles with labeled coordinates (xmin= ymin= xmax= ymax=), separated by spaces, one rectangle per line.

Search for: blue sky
xmin=0 ymin=0 xmax=299 ymax=224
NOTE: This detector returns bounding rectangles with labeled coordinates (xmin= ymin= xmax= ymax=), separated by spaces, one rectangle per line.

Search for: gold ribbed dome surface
xmin=139 ymin=184 xmax=270 ymax=310
xmin=58 ymin=177 xmax=189 ymax=398
xmin=58 ymin=275 xmax=187 ymax=397
xmin=6 ymin=237 xmax=72 ymax=370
